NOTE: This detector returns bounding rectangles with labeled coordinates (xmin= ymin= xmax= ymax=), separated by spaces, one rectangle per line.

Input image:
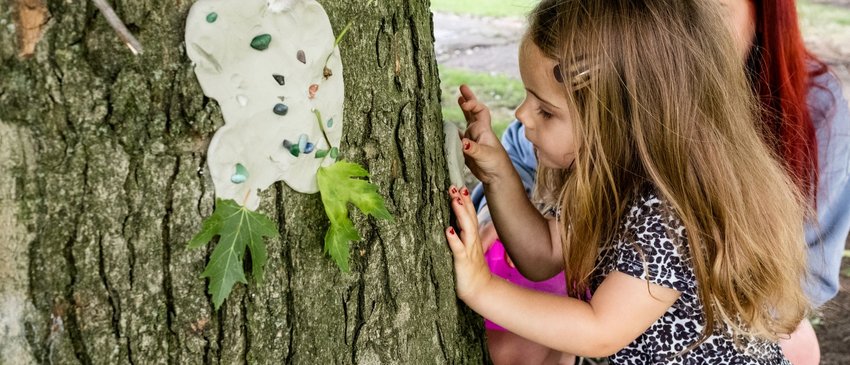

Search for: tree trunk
xmin=0 ymin=0 xmax=487 ymax=363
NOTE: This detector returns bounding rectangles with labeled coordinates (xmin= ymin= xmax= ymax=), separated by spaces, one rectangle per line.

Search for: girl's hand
xmin=458 ymin=85 xmax=512 ymax=185
xmin=446 ymin=185 xmax=492 ymax=301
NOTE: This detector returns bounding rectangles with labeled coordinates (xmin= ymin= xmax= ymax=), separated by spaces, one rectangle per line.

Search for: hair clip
xmin=554 ymin=57 xmax=598 ymax=89
xmin=553 ymin=64 xmax=565 ymax=83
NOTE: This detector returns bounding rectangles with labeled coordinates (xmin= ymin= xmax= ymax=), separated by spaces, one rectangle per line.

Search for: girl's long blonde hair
xmin=529 ymin=0 xmax=810 ymax=342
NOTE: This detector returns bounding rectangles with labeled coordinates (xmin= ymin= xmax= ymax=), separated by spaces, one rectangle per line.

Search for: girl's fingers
xmin=459 ymin=84 xmax=479 ymax=102
xmin=458 ymin=96 xmax=473 ymax=123
xmin=459 ymin=186 xmax=477 ymax=220
xmin=461 ymin=138 xmax=482 ymax=160
xmin=451 ymin=195 xmax=478 ymax=245
xmin=445 ymin=227 xmax=464 ymax=255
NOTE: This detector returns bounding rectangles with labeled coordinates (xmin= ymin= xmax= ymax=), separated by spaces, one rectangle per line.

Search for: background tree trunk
xmin=0 ymin=0 xmax=487 ymax=363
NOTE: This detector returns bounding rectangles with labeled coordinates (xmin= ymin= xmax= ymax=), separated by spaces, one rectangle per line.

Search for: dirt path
xmin=435 ymin=9 xmax=850 ymax=364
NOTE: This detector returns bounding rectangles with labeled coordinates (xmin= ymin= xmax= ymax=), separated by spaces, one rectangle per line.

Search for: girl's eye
xmin=537 ymin=108 xmax=553 ymax=119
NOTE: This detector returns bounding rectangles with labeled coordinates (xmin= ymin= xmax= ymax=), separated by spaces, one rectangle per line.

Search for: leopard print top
xmin=589 ymin=188 xmax=790 ymax=364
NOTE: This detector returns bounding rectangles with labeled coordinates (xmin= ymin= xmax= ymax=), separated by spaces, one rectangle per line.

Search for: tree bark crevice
xmin=62 ymin=157 xmax=92 ymax=365
xmin=161 ymin=155 xmax=181 ymax=364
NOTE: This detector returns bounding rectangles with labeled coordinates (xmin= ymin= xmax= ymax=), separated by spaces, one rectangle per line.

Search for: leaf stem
xmin=325 ymin=21 xmax=353 ymax=66
xmin=313 ymin=108 xmax=333 ymax=150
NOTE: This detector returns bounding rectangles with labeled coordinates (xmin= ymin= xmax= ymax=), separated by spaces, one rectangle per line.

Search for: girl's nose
xmin=515 ymin=108 xmax=534 ymax=130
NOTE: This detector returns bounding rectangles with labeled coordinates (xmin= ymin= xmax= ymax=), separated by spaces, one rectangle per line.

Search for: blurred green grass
xmin=798 ymin=0 xmax=850 ymax=27
xmin=430 ymin=0 xmax=532 ymax=18
xmin=439 ymin=67 xmax=525 ymax=138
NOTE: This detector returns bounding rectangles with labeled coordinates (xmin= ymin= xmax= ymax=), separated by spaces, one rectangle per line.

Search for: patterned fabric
xmin=592 ymin=188 xmax=790 ymax=364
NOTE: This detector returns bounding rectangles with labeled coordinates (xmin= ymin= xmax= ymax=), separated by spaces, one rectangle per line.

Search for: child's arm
xmin=445 ymin=188 xmax=680 ymax=356
xmin=457 ymin=85 xmax=564 ymax=280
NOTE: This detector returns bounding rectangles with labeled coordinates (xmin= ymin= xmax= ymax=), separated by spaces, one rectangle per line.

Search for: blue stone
xmin=327 ymin=118 xmax=334 ymax=128
xmin=273 ymin=103 xmax=288 ymax=116
xmin=304 ymin=142 xmax=315 ymax=154
xmin=298 ymin=134 xmax=308 ymax=152
xmin=231 ymin=163 xmax=248 ymax=183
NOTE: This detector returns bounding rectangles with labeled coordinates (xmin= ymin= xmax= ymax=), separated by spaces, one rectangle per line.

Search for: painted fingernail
xmin=451 ymin=187 xmax=458 ymax=194
xmin=461 ymin=188 xmax=469 ymax=196
xmin=463 ymin=141 xmax=471 ymax=151
xmin=448 ymin=227 xmax=455 ymax=235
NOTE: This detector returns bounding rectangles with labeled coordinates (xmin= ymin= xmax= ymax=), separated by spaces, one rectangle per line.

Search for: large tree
xmin=0 ymin=0 xmax=486 ymax=363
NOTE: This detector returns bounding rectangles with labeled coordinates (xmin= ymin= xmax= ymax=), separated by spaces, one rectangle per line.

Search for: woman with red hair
xmin=470 ymin=0 xmax=850 ymax=363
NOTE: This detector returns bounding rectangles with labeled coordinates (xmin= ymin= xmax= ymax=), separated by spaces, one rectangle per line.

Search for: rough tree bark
xmin=0 ymin=0 xmax=487 ymax=363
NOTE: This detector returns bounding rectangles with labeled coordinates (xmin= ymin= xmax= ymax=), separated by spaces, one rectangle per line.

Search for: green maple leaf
xmin=188 ymin=199 xmax=278 ymax=309
xmin=317 ymin=161 xmax=392 ymax=272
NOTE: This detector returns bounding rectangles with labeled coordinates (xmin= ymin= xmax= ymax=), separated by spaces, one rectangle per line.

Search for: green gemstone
xmin=231 ymin=163 xmax=248 ymax=183
xmin=326 ymin=118 xmax=334 ymax=128
xmin=329 ymin=147 xmax=339 ymax=159
xmin=250 ymin=34 xmax=272 ymax=51
xmin=288 ymin=144 xmax=300 ymax=157
xmin=206 ymin=12 xmax=218 ymax=23
xmin=315 ymin=149 xmax=329 ymax=158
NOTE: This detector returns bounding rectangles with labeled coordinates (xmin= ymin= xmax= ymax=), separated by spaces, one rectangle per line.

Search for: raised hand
xmin=445 ymin=185 xmax=492 ymax=301
xmin=457 ymin=85 xmax=513 ymax=185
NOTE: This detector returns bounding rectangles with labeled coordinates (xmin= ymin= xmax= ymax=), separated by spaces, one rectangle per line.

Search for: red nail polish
xmin=463 ymin=141 xmax=471 ymax=151
xmin=457 ymin=198 xmax=463 ymax=206
xmin=449 ymin=227 xmax=455 ymax=235
xmin=462 ymin=188 xmax=469 ymax=196
xmin=451 ymin=187 xmax=458 ymax=194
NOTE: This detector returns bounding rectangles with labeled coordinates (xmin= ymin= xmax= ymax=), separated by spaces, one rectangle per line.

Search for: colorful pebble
xmin=298 ymin=134 xmax=308 ymax=152
xmin=251 ymin=34 xmax=272 ymax=50
xmin=297 ymin=50 xmax=306 ymax=64
xmin=273 ymin=103 xmax=289 ymax=116
xmin=273 ymin=74 xmax=285 ymax=85
xmin=206 ymin=12 xmax=218 ymax=23
xmin=326 ymin=118 xmax=334 ymax=128
xmin=230 ymin=163 xmax=248 ymax=183
xmin=315 ymin=149 xmax=329 ymax=158
xmin=308 ymin=84 xmax=319 ymax=99
xmin=304 ymin=142 xmax=315 ymax=154
xmin=282 ymin=140 xmax=300 ymax=157
xmin=289 ymin=144 xmax=300 ymax=157
xmin=329 ymin=147 xmax=339 ymax=159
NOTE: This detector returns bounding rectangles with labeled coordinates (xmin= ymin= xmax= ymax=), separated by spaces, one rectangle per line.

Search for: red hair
xmin=748 ymin=0 xmax=828 ymax=200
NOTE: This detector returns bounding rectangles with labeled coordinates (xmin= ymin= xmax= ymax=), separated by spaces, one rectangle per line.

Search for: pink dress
xmin=484 ymin=239 xmax=567 ymax=331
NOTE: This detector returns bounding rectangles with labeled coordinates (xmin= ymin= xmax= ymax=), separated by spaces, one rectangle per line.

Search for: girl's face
xmin=516 ymin=42 xmax=576 ymax=169
xmin=717 ymin=0 xmax=757 ymax=59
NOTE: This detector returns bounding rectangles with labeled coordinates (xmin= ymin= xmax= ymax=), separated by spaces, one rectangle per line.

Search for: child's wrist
xmin=482 ymin=166 xmax=522 ymax=191
xmin=460 ymin=272 xmax=494 ymax=305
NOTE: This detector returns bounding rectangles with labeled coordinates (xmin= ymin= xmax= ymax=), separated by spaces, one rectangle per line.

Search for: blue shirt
xmin=472 ymin=71 xmax=850 ymax=308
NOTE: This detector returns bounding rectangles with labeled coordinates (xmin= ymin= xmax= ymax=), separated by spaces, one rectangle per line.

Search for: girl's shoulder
xmin=600 ymin=186 xmax=694 ymax=293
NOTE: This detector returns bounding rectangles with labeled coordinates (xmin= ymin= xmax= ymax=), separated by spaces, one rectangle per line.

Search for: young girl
xmin=446 ymin=0 xmax=811 ymax=363
xmin=472 ymin=0 xmax=850 ymax=363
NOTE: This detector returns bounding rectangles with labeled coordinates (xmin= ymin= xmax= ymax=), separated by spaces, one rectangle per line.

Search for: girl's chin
xmin=535 ymin=150 xmax=574 ymax=169
xmin=537 ymin=156 xmax=567 ymax=169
